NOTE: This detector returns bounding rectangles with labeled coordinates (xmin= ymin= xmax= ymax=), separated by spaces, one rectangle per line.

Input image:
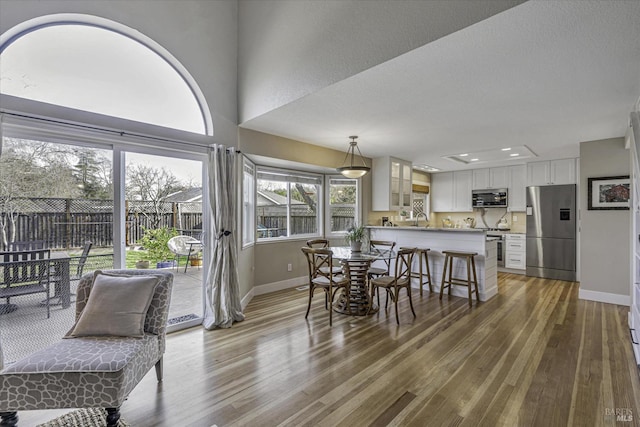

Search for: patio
xmin=0 ymin=266 xmax=202 ymax=364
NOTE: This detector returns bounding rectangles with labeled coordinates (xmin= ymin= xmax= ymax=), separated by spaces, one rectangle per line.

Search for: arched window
xmin=0 ymin=14 xmax=212 ymax=135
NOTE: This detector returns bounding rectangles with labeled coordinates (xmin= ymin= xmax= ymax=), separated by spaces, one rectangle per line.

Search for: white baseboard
xmin=254 ymin=276 xmax=306 ymax=296
xmin=579 ymin=288 xmax=630 ymax=306
xmin=241 ymin=287 xmax=255 ymax=310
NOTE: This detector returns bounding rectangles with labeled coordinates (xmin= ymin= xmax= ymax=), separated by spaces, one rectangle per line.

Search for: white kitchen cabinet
xmin=505 ymin=234 xmax=526 ymax=270
xmin=490 ymin=167 xmax=509 ymax=189
xmin=372 ymin=157 xmax=413 ymax=211
xmin=431 ymin=171 xmax=472 ymax=212
xmin=472 ymin=169 xmax=490 ymax=189
xmin=527 ymin=159 xmax=576 ymax=186
xmin=453 ymin=170 xmax=473 ymax=212
xmin=508 ymin=165 xmax=526 ymax=211
xmin=472 ymin=167 xmax=508 ymax=190
xmin=431 ymin=172 xmax=454 ymax=212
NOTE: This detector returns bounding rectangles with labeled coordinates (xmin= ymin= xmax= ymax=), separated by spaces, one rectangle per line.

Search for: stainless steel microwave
xmin=472 ymin=188 xmax=508 ymax=208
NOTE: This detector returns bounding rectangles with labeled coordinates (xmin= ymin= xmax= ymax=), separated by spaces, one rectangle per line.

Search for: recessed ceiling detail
xmin=414 ymin=164 xmax=440 ymax=172
xmin=443 ymin=145 xmax=536 ymax=165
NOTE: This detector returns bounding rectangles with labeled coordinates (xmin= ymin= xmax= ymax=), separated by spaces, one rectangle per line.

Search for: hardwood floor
xmin=16 ymin=273 xmax=640 ymax=426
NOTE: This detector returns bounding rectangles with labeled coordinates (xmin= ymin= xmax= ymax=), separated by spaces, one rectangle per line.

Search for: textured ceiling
xmin=240 ymin=0 xmax=640 ymax=171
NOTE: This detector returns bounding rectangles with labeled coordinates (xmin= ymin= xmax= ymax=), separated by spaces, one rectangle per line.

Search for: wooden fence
xmin=0 ymin=197 xmax=202 ymax=250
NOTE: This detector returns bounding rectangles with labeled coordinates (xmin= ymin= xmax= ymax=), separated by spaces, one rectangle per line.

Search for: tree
xmin=0 ymin=138 xmax=84 ymax=247
xmin=126 ymin=164 xmax=184 ymax=228
xmin=72 ymin=148 xmax=112 ymax=199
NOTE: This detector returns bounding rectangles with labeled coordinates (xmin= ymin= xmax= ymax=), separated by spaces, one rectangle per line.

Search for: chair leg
xmin=472 ymin=256 xmax=479 ymax=302
xmin=328 ymin=287 xmax=333 ymax=326
xmin=155 ymin=357 xmax=163 ymax=382
xmin=305 ymin=286 xmax=314 ymax=319
xmin=425 ymin=251 xmax=433 ymax=292
xmin=419 ymin=252 xmax=424 ymax=296
xmin=367 ymin=284 xmax=376 ymax=315
xmin=467 ymin=257 xmax=472 ymax=307
xmin=440 ymin=255 xmax=448 ymax=300
xmin=448 ymin=256 xmax=454 ymax=296
xmin=394 ymin=287 xmax=400 ymax=325
xmin=407 ymin=285 xmax=416 ymax=318
xmin=105 ymin=408 xmax=120 ymax=427
xmin=0 ymin=412 xmax=18 ymax=427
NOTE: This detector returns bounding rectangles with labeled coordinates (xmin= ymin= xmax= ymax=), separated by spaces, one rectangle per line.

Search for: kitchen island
xmin=368 ymin=226 xmax=497 ymax=301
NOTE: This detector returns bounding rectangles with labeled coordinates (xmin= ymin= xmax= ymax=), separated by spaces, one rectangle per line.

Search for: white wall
xmin=579 ymin=137 xmax=631 ymax=305
xmin=0 ymin=0 xmax=239 ymax=146
xmin=237 ymin=0 xmax=524 ymax=123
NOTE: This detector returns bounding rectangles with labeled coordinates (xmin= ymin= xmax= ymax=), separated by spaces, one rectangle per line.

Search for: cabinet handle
xmin=631 ymin=328 xmax=639 ymax=345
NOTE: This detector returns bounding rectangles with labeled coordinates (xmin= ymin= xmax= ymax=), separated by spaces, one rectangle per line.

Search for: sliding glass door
xmin=0 ymin=136 xmax=114 ymax=363
xmin=123 ymin=151 xmax=205 ymax=330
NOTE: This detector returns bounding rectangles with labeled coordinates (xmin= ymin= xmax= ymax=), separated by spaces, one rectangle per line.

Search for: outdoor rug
xmin=35 ymin=408 xmax=129 ymax=427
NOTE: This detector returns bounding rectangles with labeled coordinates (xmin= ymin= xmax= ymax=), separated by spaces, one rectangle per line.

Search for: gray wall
xmin=579 ymin=137 xmax=630 ymax=299
xmin=239 ymin=128 xmax=371 ymax=288
xmin=0 ymin=0 xmax=239 ymax=146
xmin=237 ymin=0 xmax=524 ymax=123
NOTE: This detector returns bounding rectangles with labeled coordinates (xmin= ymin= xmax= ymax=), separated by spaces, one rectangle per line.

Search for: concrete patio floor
xmin=0 ymin=267 xmax=203 ymax=364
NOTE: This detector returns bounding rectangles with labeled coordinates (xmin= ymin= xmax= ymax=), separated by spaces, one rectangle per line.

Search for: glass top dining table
xmin=330 ymin=246 xmax=396 ymax=316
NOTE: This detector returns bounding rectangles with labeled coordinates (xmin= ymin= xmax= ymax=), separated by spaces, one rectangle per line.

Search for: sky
xmin=126 ymin=152 xmax=202 ymax=186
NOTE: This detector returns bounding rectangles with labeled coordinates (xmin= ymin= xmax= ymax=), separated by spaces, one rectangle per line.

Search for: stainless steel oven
xmin=488 ymin=233 xmax=505 ymax=267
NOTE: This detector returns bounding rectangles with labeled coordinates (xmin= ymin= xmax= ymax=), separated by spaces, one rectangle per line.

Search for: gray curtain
xmin=203 ymin=145 xmax=245 ymax=329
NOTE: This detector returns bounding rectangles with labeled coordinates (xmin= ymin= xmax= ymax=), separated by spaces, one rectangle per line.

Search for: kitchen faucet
xmin=414 ymin=212 xmax=428 ymax=226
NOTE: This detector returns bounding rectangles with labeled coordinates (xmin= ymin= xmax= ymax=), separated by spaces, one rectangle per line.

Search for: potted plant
xmin=138 ymin=227 xmax=179 ymax=268
xmin=135 ymin=259 xmax=150 ymax=269
xmin=345 ymin=223 xmax=368 ymax=252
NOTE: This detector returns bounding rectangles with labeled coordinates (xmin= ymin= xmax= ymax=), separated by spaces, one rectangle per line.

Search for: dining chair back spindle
xmin=368 ymin=247 xmax=416 ymax=324
xmin=301 ymin=247 xmax=349 ymax=326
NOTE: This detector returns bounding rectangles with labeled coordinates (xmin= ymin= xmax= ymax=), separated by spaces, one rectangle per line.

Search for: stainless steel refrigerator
xmin=526 ymin=184 xmax=576 ymax=281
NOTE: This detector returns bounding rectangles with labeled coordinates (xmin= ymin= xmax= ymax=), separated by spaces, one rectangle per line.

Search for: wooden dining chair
xmin=301 ymin=247 xmax=349 ymax=326
xmin=305 ymin=239 xmax=342 ymax=276
xmin=367 ymin=240 xmax=396 ymax=278
xmin=367 ymin=240 xmax=396 ymax=309
xmin=306 ymin=239 xmax=329 ymax=248
xmin=368 ymin=247 xmax=416 ymax=324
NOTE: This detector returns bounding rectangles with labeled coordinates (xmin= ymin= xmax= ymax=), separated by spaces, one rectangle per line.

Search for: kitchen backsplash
xmin=368 ymin=209 xmax=526 ymax=233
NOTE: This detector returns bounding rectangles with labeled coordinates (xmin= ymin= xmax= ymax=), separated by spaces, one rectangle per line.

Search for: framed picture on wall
xmin=587 ymin=175 xmax=630 ymax=210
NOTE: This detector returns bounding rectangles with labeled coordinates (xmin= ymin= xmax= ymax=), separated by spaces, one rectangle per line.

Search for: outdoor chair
xmin=167 ymin=235 xmax=202 ymax=273
xmin=0 ymin=269 xmax=174 ymax=427
xmin=7 ymin=240 xmax=48 ymax=251
xmin=0 ymin=249 xmax=51 ymax=319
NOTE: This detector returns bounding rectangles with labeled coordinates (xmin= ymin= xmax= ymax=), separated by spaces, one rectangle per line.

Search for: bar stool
xmin=410 ymin=247 xmax=433 ymax=296
xmin=439 ymin=250 xmax=479 ymax=307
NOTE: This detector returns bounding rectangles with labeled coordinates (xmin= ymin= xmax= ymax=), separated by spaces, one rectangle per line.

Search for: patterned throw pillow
xmin=66 ymin=271 xmax=159 ymax=338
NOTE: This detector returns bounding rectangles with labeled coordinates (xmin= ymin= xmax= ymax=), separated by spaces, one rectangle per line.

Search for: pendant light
xmin=337 ymin=135 xmax=370 ymax=178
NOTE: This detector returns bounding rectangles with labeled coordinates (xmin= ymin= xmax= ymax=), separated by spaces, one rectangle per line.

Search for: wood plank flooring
xmin=16 ymin=273 xmax=640 ymax=426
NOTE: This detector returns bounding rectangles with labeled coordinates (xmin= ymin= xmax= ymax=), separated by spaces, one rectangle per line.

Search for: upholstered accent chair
xmin=0 ymin=269 xmax=173 ymax=427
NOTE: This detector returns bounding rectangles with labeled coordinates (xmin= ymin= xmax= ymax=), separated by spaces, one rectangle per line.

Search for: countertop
xmin=367 ymin=226 xmax=484 ymax=233
xmin=368 ymin=226 xmax=526 ymax=235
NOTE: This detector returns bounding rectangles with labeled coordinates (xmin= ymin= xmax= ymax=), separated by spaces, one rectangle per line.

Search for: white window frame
xmin=256 ymin=166 xmax=323 ymax=242
xmin=325 ymin=175 xmax=361 ymax=237
xmin=242 ymin=156 xmax=256 ymax=248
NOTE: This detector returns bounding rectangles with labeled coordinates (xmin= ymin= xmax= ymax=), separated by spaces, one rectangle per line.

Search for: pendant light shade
xmin=337 ymin=136 xmax=370 ymax=178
